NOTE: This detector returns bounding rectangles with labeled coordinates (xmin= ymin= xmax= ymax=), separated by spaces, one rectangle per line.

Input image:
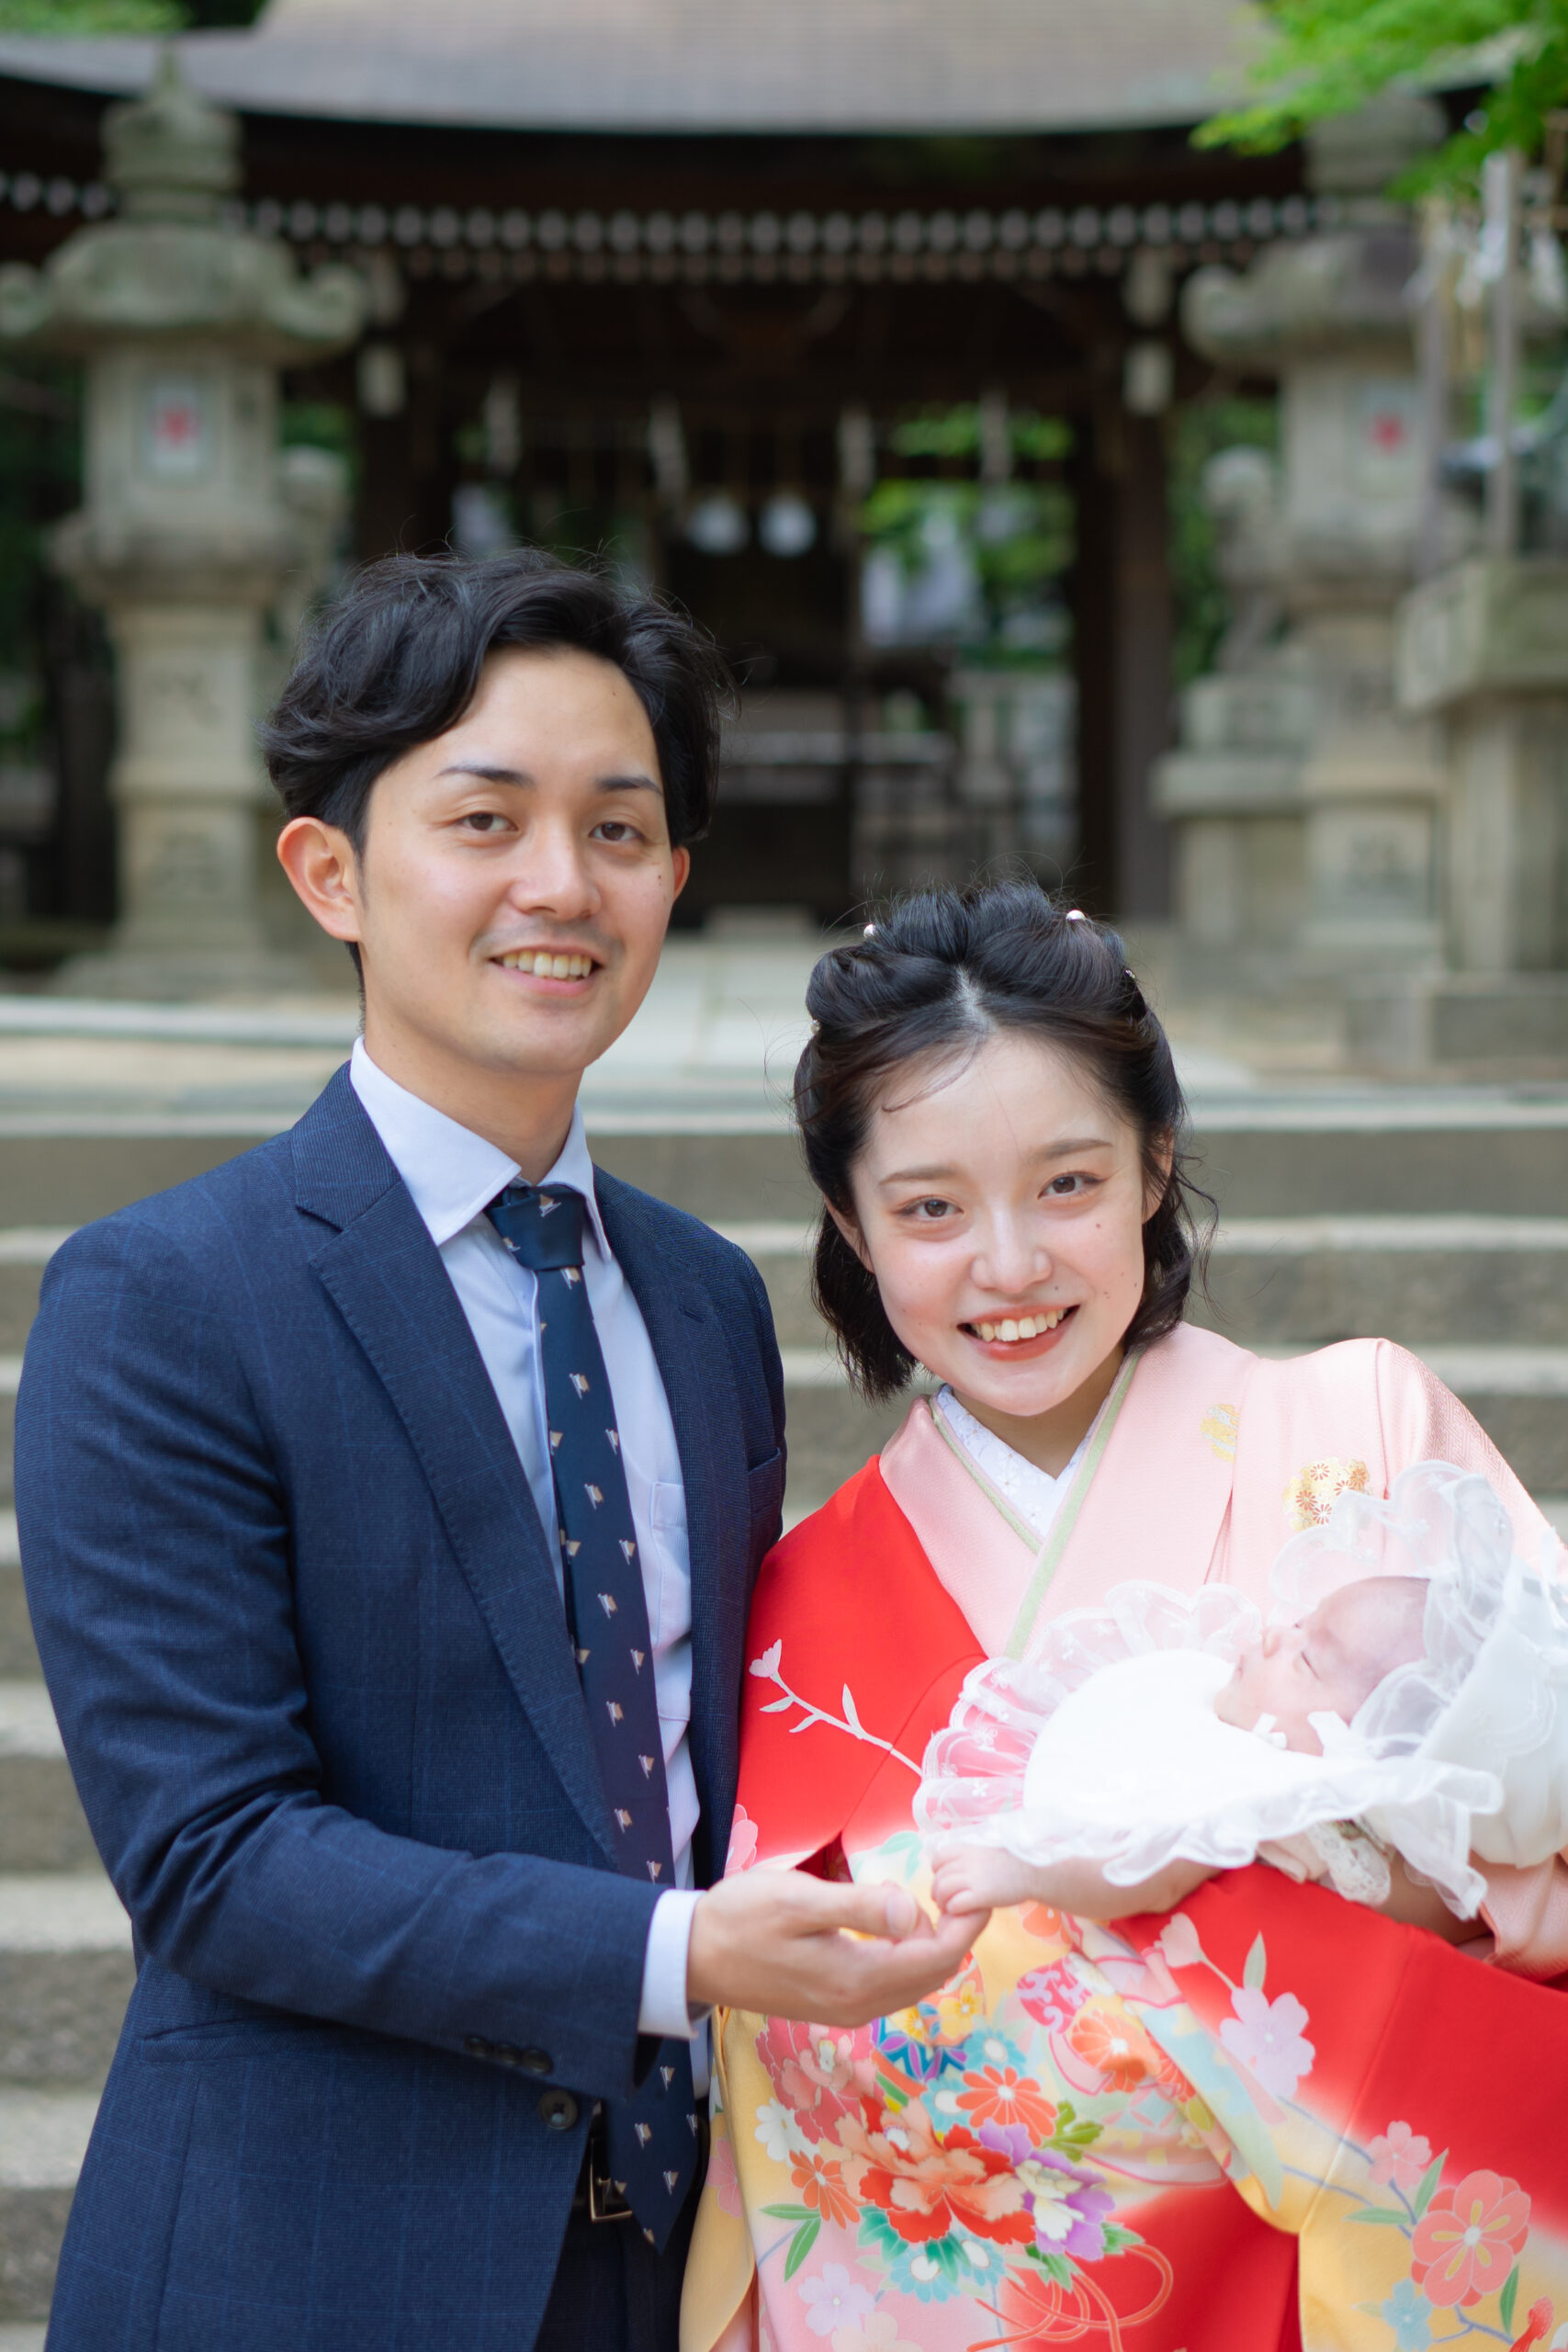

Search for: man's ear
xmin=826 ymin=1199 xmax=874 ymax=1273
xmin=671 ymin=845 xmax=691 ymax=900
xmin=276 ymin=817 xmax=363 ymax=944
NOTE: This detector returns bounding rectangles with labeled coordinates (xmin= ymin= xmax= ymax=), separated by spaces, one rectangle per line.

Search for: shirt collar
xmin=349 ymin=1037 xmax=608 ymax=1259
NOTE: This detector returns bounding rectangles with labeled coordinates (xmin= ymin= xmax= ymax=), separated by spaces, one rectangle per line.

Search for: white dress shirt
xmin=350 ymin=1041 xmax=702 ymax=2051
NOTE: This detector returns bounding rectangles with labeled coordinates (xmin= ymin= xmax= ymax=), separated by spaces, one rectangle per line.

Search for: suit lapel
xmin=293 ymin=1071 xmax=615 ymax=1862
xmin=597 ymin=1178 xmax=750 ymax=1885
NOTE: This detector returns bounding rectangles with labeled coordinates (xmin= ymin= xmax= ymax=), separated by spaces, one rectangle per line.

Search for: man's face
xmin=337 ymin=646 xmax=688 ymax=1091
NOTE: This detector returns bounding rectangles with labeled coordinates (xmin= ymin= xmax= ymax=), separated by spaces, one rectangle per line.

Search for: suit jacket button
xmin=519 ymin=2047 xmax=551 ymax=2076
xmin=492 ymin=2044 xmax=524 ymax=2069
xmin=464 ymin=2036 xmax=492 ymax=2060
xmin=537 ymin=2089 xmax=580 ymax=2132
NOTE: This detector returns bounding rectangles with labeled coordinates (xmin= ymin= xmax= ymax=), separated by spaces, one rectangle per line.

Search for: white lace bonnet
xmin=1269 ymin=1459 xmax=1568 ymax=1872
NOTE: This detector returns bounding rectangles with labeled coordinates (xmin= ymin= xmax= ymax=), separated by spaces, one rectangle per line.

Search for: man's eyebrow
xmin=434 ymin=762 xmax=663 ymax=794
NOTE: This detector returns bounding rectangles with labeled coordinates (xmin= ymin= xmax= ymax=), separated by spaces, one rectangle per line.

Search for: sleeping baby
xmin=917 ymin=1460 xmax=1568 ymax=1951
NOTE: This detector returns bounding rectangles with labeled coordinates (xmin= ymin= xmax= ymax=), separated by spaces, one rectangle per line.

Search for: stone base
xmin=1347 ymin=972 xmax=1568 ymax=1072
xmin=47 ymin=943 xmax=326 ymax=1001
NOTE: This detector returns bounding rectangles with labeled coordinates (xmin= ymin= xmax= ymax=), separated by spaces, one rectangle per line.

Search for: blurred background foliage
xmin=1200 ymin=1 xmax=1568 ymax=193
xmin=0 ymin=0 xmax=264 ymax=28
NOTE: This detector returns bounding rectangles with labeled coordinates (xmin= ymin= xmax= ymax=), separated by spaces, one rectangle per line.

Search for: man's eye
xmin=462 ymin=810 xmax=509 ymax=832
xmin=594 ymin=820 xmax=642 ymax=843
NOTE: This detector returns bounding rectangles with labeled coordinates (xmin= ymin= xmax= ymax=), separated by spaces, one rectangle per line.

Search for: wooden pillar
xmin=1069 ymin=407 xmax=1174 ymax=920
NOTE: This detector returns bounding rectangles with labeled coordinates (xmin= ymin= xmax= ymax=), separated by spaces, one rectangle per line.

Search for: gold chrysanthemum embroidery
xmin=1201 ymin=1402 xmax=1239 ymax=1461
xmin=1283 ymin=1457 xmax=1371 ymax=1532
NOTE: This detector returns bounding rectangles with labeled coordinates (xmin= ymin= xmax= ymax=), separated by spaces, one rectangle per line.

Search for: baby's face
xmin=1213 ymin=1576 xmax=1428 ymax=1755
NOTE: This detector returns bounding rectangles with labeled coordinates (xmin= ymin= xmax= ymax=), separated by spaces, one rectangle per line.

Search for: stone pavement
xmin=0 ymin=931 xmax=1564 ymax=2324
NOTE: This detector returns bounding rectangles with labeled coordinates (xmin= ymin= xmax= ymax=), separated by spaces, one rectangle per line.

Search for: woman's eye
xmin=906 ymin=1197 xmax=955 ymax=1221
xmin=1044 ymin=1172 xmax=1088 ymax=1197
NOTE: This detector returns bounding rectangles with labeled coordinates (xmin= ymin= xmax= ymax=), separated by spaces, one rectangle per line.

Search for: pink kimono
xmin=682 ymin=1328 xmax=1568 ymax=2352
xmin=878 ymin=1326 xmax=1568 ymax=1973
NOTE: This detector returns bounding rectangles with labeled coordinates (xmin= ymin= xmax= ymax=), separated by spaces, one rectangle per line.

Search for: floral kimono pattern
xmin=682 ymin=1330 xmax=1568 ymax=2352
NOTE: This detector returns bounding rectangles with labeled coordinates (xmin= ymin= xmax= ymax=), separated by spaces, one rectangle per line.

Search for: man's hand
xmin=687 ymin=1869 xmax=987 ymax=2027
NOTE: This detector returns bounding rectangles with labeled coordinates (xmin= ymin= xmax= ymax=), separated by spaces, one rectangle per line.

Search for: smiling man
xmin=16 ymin=554 xmax=976 ymax=2352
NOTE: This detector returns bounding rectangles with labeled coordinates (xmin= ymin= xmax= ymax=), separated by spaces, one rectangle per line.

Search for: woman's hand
xmin=687 ymin=1869 xmax=987 ymax=2027
xmin=931 ymin=1842 xmax=1215 ymax=1922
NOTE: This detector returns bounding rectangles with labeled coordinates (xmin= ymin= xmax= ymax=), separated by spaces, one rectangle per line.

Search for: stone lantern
xmin=0 ymin=51 xmax=364 ymax=996
xmin=1153 ymin=94 xmax=1454 ymax=984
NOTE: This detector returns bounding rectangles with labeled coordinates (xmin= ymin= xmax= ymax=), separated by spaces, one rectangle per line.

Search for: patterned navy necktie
xmin=485 ymin=1181 xmax=697 ymax=2247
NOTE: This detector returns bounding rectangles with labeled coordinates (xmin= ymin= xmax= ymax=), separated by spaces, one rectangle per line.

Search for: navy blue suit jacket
xmin=16 ymin=1067 xmax=785 ymax=2352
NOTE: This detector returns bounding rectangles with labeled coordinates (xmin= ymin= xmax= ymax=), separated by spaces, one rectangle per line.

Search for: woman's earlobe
xmin=826 ymin=1201 xmax=874 ymax=1274
xmin=1144 ymin=1132 xmax=1177 ymax=1221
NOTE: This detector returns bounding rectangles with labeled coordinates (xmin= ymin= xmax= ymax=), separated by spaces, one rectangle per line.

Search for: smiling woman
xmin=797 ymin=881 xmax=1203 ymax=1476
xmin=682 ymin=878 xmax=1568 ymax=2352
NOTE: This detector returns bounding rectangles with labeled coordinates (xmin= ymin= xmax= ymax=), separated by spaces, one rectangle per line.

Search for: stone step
xmin=0 ymin=1876 xmax=132 ymax=2090
xmin=0 ymin=2089 xmax=96 ymax=2321
xmin=0 ymin=1525 xmax=27 ymax=1680
xmin=1183 ymin=1097 xmax=1568 ymax=1219
xmin=0 ymin=1237 xmax=63 ymax=1358
xmin=720 ymin=1215 xmax=1568 ymax=1351
xmin=0 ymin=1091 xmax=1563 ymax=1230
xmin=543 ymin=1101 xmax=1568 ymax=1222
xmin=0 ymin=1689 xmax=94 ymax=1873
xmin=1199 ymin=1216 xmax=1568 ymax=1346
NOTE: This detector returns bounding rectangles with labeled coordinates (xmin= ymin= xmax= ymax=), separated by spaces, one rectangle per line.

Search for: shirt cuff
xmin=637 ymin=1887 xmax=705 ymax=2041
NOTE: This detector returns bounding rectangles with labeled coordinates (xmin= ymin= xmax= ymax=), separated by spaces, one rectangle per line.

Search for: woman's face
xmin=834 ymin=1029 xmax=1162 ymax=1431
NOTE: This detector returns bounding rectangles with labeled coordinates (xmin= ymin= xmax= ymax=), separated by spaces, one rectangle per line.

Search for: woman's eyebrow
xmin=876 ymin=1136 xmax=1114 ymax=1186
xmin=1039 ymin=1135 xmax=1114 ymax=1158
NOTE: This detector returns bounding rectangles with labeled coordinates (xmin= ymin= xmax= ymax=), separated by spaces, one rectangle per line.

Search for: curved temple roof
xmin=0 ymin=0 xmax=1262 ymax=134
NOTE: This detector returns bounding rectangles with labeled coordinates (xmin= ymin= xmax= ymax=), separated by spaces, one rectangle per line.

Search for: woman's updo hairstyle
xmin=794 ymin=877 xmax=1210 ymax=1400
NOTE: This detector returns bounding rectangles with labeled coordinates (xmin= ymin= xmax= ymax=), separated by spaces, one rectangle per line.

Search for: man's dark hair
xmin=260 ymin=548 xmax=730 ymax=851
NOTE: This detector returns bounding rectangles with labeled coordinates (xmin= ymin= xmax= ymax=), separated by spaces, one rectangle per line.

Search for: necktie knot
xmin=486 ymin=1182 xmax=585 ymax=1273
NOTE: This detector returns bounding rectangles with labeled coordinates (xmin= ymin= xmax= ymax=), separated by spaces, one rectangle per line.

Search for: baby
xmin=917 ymin=1462 xmax=1568 ymax=1947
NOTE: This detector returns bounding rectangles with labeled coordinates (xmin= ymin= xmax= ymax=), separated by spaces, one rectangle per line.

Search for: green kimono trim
xmin=1005 ymin=1349 xmax=1143 ymax=1661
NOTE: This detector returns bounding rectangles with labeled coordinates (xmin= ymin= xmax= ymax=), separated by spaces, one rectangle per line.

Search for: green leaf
xmin=1102 ymin=2225 xmax=1145 ymax=2255
xmin=1025 ymin=2248 xmax=1074 ymax=2287
xmin=1413 ymin=2152 xmax=1449 ymax=2221
xmin=877 ymin=2075 xmax=909 ymax=2109
xmin=783 ymin=2217 xmax=820 ymax=2280
xmin=1243 ymin=1933 xmax=1267 ymax=1993
xmin=1500 ymin=2263 xmax=1520 ymax=2335
xmin=1193 ymin=0 xmax=1564 ymax=197
xmin=0 ymin=0 xmax=182 ymax=24
xmin=761 ymin=2204 xmax=815 ymax=2222
xmin=1348 ymin=2207 xmax=1407 ymax=2228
